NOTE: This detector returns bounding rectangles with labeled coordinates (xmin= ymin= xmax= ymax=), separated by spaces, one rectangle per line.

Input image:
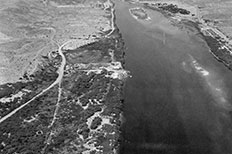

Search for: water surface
xmin=115 ymin=1 xmax=232 ymax=154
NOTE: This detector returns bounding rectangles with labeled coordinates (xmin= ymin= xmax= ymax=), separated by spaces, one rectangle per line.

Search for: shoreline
xmin=135 ymin=0 xmax=232 ymax=72
xmin=0 ymin=0 xmax=128 ymax=153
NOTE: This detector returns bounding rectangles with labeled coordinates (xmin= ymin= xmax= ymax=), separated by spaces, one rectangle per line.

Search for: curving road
xmin=0 ymin=40 xmax=69 ymax=124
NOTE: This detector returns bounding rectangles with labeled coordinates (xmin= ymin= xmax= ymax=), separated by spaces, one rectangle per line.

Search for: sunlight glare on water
xmin=189 ymin=55 xmax=231 ymax=110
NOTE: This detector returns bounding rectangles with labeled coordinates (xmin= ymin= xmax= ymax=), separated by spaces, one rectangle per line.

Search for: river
xmin=114 ymin=1 xmax=232 ymax=154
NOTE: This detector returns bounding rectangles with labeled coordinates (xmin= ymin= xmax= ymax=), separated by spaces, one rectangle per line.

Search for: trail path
xmin=0 ymin=0 xmax=116 ymax=124
xmin=0 ymin=40 xmax=70 ymax=124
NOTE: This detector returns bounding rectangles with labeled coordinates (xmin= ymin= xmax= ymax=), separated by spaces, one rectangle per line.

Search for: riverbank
xmin=0 ymin=0 xmax=128 ymax=154
xmin=137 ymin=0 xmax=232 ymax=73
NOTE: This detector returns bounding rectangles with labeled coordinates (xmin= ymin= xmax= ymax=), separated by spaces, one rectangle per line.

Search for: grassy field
xmin=0 ymin=0 xmax=111 ymax=85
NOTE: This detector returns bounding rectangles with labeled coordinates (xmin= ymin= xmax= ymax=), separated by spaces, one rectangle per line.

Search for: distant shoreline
xmin=135 ymin=0 xmax=232 ymax=72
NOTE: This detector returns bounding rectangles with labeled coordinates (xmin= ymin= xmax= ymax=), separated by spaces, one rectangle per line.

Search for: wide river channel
xmin=114 ymin=1 xmax=232 ymax=154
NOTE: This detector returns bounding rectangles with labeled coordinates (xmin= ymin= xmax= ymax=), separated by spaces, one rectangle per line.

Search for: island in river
xmin=129 ymin=7 xmax=151 ymax=20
